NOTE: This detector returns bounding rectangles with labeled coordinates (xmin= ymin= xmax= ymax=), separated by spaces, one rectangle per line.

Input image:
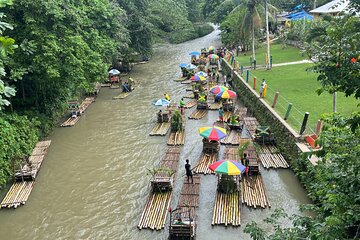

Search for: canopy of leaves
xmin=306 ymin=16 xmax=360 ymax=98
xmin=244 ymin=113 xmax=360 ymax=239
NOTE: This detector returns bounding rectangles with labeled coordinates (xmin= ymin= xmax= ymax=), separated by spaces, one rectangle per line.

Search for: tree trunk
xmin=265 ymin=0 xmax=271 ymax=70
xmin=252 ymin=21 xmax=256 ymax=62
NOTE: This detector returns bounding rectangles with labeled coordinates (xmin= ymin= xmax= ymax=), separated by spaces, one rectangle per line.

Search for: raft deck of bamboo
xmin=184 ymin=93 xmax=195 ymax=99
xmin=243 ymin=117 xmax=259 ymax=138
xmin=113 ymin=92 xmax=130 ymax=99
xmin=184 ymin=100 xmax=197 ymax=109
xmin=167 ymin=130 xmax=185 ymax=146
xmin=241 ymin=175 xmax=270 ymax=208
xmin=258 ymin=145 xmax=289 ymax=169
xmin=178 ymin=176 xmax=200 ymax=211
xmin=208 ymin=102 xmax=222 ymax=110
xmin=220 ymin=130 xmax=241 ymax=145
xmin=223 ymin=147 xmax=240 ymax=161
xmin=212 ymin=191 xmax=241 ymax=226
xmin=1 ymin=140 xmax=51 ymax=209
xmin=138 ymin=147 xmax=181 ymax=230
xmin=181 ymin=80 xmax=192 ymax=84
xmin=60 ymin=97 xmax=95 ymax=127
xmin=188 ymin=110 xmax=207 ymax=120
xmin=149 ymin=122 xmax=171 ymax=136
xmin=193 ymin=153 xmax=218 ymax=175
xmin=174 ymin=76 xmax=187 ymax=82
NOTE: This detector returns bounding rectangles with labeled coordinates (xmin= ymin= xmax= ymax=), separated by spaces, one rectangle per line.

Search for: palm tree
xmin=239 ymin=0 xmax=277 ymax=67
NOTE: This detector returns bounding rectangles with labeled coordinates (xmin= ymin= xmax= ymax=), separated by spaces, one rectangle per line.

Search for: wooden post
xmin=270 ymin=56 xmax=273 ymax=68
xmin=246 ymin=70 xmax=249 ymax=83
xmin=300 ymin=112 xmax=309 ymax=135
xmin=272 ymin=92 xmax=279 ymax=108
xmin=253 ymin=76 xmax=257 ymax=90
xmin=284 ymin=103 xmax=292 ymax=120
xmin=316 ymin=120 xmax=323 ymax=135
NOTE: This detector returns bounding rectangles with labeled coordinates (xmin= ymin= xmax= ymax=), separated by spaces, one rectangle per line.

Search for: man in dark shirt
xmin=185 ymin=159 xmax=193 ymax=183
xmin=242 ymin=153 xmax=249 ymax=176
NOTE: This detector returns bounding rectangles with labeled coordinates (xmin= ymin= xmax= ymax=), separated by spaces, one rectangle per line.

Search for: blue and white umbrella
xmin=196 ymin=71 xmax=208 ymax=77
xmin=189 ymin=51 xmax=201 ymax=56
xmin=154 ymin=99 xmax=171 ymax=106
xmin=179 ymin=63 xmax=188 ymax=68
xmin=185 ymin=63 xmax=197 ymax=70
xmin=108 ymin=69 xmax=120 ymax=75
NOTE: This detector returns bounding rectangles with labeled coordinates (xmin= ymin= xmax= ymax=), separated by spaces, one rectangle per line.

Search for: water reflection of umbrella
xmin=216 ymin=89 xmax=237 ymax=99
xmin=179 ymin=63 xmax=188 ymax=68
xmin=108 ymin=69 xmax=120 ymax=75
xmin=196 ymin=71 xmax=208 ymax=77
xmin=185 ymin=63 xmax=197 ymax=70
xmin=208 ymin=54 xmax=219 ymax=59
xmin=191 ymin=75 xmax=206 ymax=81
xmin=154 ymin=99 xmax=171 ymax=106
xmin=209 ymin=160 xmax=246 ymax=175
xmin=198 ymin=126 xmax=227 ymax=141
xmin=189 ymin=51 xmax=201 ymax=56
xmin=210 ymin=85 xmax=228 ymax=95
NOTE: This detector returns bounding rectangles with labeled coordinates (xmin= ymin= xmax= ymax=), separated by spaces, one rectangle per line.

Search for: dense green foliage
xmin=244 ymin=113 xmax=360 ymax=239
xmin=306 ymin=16 xmax=360 ymax=99
xmin=0 ymin=114 xmax=39 ymax=187
xmin=0 ymin=0 xmax=213 ymax=188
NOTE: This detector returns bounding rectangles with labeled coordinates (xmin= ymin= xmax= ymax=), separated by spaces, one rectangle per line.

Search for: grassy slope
xmin=235 ymin=44 xmax=306 ymax=67
xmin=249 ymin=64 xmax=359 ymax=132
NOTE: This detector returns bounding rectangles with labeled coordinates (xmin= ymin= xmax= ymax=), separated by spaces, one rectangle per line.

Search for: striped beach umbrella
xmin=209 ymin=160 xmax=246 ymax=175
xmin=216 ymin=89 xmax=237 ymax=99
xmin=210 ymin=85 xmax=228 ymax=95
xmin=208 ymin=54 xmax=219 ymax=59
xmin=198 ymin=126 xmax=227 ymax=141
xmin=190 ymin=75 xmax=206 ymax=81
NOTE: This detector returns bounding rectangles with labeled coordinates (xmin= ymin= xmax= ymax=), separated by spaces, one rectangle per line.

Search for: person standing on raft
xmin=180 ymin=98 xmax=185 ymax=115
xmin=185 ymin=159 xmax=193 ymax=183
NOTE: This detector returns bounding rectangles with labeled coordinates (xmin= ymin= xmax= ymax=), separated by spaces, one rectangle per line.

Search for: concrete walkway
xmin=271 ymin=59 xmax=313 ymax=67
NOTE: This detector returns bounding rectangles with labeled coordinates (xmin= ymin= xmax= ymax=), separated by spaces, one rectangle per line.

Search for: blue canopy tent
xmin=285 ymin=10 xmax=314 ymax=20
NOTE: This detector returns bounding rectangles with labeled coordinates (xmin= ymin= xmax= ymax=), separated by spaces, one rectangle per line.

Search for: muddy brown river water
xmin=0 ymin=28 xmax=311 ymax=240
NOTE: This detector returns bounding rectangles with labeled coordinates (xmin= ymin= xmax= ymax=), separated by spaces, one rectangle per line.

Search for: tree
xmin=306 ymin=16 xmax=360 ymax=99
xmin=0 ymin=0 xmax=16 ymax=110
xmin=244 ymin=113 xmax=360 ymax=239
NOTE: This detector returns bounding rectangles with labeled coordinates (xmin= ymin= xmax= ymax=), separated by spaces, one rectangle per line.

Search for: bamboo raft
xmin=174 ymin=76 xmax=187 ymax=82
xmin=178 ymin=176 xmax=200 ymax=209
xmin=184 ymin=99 xmax=197 ymax=109
xmin=113 ymin=92 xmax=130 ymax=99
xmin=0 ymin=181 xmax=34 ymax=209
xmin=185 ymin=87 xmax=193 ymax=91
xmin=181 ymin=80 xmax=193 ymax=84
xmin=1 ymin=140 xmax=51 ymax=209
xmin=243 ymin=117 xmax=260 ymax=138
xmin=60 ymin=97 xmax=95 ymax=127
xmin=184 ymin=93 xmax=195 ymax=99
xmin=212 ymin=191 xmax=241 ymax=226
xmin=241 ymin=175 xmax=270 ymax=208
xmin=220 ymin=130 xmax=241 ymax=145
xmin=149 ymin=123 xmax=171 ymax=136
xmin=193 ymin=153 xmax=218 ymax=175
xmin=167 ymin=130 xmax=185 ymax=146
xmin=238 ymin=108 xmax=248 ymax=120
xmin=138 ymin=147 xmax=181 ymax=230
xmin=223 ymin=147 xmax=240 ymax=161
xmin=188 ymin=110 xmax=207 ymax=120
xmin=258 ymin=145 xmax=289 ymax=169
xmin=208 ymin=102 xmax=222 ymax=110
xmin=138 ymin=191 xmax=172 ymax=230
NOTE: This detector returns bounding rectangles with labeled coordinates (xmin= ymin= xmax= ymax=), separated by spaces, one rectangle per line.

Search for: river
xmin=0 ymin=28 xmax=311 ymax=240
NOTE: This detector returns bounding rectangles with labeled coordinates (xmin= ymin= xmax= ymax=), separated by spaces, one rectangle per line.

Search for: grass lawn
xmin=248 ymin=63 xmax=359 ymax=133
xmin=235 ymin=43 xmax=307 ymax=67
